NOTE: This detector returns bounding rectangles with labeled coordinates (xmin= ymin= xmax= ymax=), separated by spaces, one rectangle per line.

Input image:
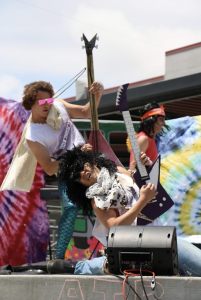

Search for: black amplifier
xmin=105 ymin=226 xmax=178 ymax=275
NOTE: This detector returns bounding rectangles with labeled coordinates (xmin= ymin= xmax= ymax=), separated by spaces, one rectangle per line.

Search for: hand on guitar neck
xmin=129 ymin=152 xmax=158 ymax=206
xmin=80 ymin=81 xmax=102 ymax=119
xmin=88 ymin=81 xmax=102 ymax=98
xmin=129 ymin=152 xmax=152 ymax=177
xmin=81 ymin=143 xmax=93 ymax=152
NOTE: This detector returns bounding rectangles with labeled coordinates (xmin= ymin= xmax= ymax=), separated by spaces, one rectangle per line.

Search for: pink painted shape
xmin=93 ymin=278 xmax=123 ymax=300
xmin=57 ymin=277 xmax=165 ymax=300
xmin=58 ymin=279 xmax=84 ymax=300
xmin=68 ymin=288 xmax=77 ymax=298
xmin=134 ymin=279 xmax=164 ymax=300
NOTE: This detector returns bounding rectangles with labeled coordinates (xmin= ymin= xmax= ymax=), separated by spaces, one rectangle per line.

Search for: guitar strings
xmin=54 ymin=67 xmax=86 ymax=98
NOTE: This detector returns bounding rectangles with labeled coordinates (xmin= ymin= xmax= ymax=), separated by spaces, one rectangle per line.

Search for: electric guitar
xmin=82 ymin=34 xmax=122 ymax=166
xmin=116 ymin=83 xmax=174 ymax=225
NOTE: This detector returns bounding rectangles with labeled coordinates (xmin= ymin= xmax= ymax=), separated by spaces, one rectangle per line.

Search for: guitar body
xmin=134 ymin=155 xmax=174 ymax=225
xmin=116 ymin=83 xmax=174 ymax=225
xmin=82 ymin=34 xmax=122 ymax=166
xmin=88 ymin=130 xmax=122 ymax=166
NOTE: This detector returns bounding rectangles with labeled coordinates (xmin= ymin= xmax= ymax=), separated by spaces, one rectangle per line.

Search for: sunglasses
xmin=38 ymin=98 xmax=54 ymax=106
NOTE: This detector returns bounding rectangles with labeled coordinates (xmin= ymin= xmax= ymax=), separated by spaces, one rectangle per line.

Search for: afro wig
xmin=58 ymin=145 xmax=117 ymax=217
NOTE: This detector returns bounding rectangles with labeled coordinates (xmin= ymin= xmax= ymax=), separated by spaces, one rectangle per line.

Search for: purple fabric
xmin=0 ymin=97 xmax=49 ymax=266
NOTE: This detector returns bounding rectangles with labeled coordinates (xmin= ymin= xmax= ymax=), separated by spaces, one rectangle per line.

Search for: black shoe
xmin=47 ymin=259 xmax=77 ymax=274
xmin=1 ymin=262 xmax=48 ymax=273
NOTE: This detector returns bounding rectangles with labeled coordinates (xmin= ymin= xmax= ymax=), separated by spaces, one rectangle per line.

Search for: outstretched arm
xmin=57 ymin=81 xmax=102 ymax=119
xmin=91 ymin=182 xmax=158 ymax=230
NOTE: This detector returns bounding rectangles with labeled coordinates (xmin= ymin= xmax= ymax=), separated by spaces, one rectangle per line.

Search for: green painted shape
xmin=74 ymin=218 xmax=87 ymax=233
xmin=78 ymin=209 xmax=95 ymax=216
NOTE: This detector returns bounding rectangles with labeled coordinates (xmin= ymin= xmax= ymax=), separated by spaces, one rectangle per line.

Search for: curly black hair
xmin=58 ymin=145 xmax=117 ymax=217
xmin=22 ymin=81 xmax=54 ymax=110
xmin=137 ymin=102 xmax=170 ymax=137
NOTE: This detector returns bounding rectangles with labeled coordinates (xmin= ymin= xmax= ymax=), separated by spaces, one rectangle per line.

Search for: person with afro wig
xmin=58 ymin=145 xmax=158 ymax=245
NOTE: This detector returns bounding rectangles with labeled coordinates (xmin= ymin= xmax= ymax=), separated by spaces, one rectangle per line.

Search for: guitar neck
xmin=86 ymin=50 xmax=99 ymax=132
xmin=122 ymin=111 xmax=150 ymax=180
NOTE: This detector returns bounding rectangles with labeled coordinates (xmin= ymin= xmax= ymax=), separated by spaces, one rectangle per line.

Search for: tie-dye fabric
xmin=156 ymin=116 xmax=201 ymax=239
xmin=0 ymin=98 xmax=49 ymax=266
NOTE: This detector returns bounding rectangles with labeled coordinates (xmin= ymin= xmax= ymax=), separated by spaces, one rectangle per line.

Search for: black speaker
xmin=105 ymin=226 xmax=178 ymax=275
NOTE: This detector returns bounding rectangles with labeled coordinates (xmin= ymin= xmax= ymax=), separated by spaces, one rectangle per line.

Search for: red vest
xmin=129 ymin=132 xmax=158 ymax=168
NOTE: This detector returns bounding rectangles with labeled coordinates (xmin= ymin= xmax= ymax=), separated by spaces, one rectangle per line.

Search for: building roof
xmin=65 ymin=42 xmax=201 ymax=121
xmin=67 ymin=72 xmax=201 ymax=120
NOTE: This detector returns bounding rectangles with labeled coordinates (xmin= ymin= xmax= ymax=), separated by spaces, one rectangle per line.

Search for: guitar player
xmin=128 ymin=102 xmax=169 ymax=166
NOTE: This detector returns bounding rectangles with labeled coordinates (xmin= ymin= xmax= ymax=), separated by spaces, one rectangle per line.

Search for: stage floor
xmin=0 ymin=274 xmax=200 ymax=300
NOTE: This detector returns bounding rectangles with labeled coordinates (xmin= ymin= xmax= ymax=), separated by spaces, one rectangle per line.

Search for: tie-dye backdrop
xmin=1 ymin=97 xmax=201 ymax=266
xmin=156 ymin=116 xmax=201 ymax=240
xmin=0 ymin=98 xmax=49 ymax=266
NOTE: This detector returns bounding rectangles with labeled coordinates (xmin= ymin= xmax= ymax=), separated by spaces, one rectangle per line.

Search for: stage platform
xmin=0 ymin=275 xmax=200 ymax=300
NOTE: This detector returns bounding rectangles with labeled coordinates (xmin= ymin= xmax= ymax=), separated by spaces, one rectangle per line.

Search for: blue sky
xmin=1 ymin=0 xmax=201 ymax=101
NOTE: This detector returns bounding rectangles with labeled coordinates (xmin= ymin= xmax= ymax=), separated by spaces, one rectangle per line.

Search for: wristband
xmin=128 ymin=169 xmax=136 ymax=176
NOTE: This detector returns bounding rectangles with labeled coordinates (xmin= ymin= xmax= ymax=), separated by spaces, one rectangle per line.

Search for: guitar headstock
xmin=116 ymin=83 xmax=130 ymax=112
xmin=81 ymin=34 xmax=98 ymax=54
